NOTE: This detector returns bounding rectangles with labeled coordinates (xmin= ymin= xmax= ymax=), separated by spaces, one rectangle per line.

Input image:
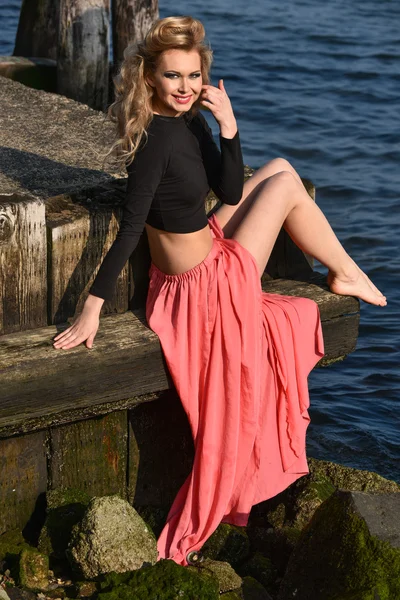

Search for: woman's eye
xmin=190 ymin=73 xmax=201 ymax=79
xmin=164 ymin=73 xmax=179 ymax=79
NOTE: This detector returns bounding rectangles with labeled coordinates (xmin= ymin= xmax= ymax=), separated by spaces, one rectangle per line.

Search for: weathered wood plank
xmin=0 ymin=431 xmax=47 ymax=535
xmin=58 ymin=0 xmax=110 ymax=111
xmin=112 ymin=0 xmax=159 ymax=66
xmin=0 ymin=310 xmax=168 ymax=438
xmin=46 ymin=190 xmax=128 ymax=322
xmin=13 ymin=0 xmax=59 ymax=60
xmin=49 ymin=412 xmax=128 ymax=497
xmin=0 ymin=277 xmax=359 ymax=438
xmin=128 ymin=389 xmax=194 ymax=508
xmin=0 ymin=193 xmax=47 ymax=335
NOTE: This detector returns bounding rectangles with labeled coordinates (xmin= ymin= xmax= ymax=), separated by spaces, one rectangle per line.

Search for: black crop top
xmin=88 ymin=111 xmax=244 ymax=301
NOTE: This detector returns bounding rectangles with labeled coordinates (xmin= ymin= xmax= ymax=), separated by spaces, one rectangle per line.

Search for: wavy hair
xmin=106 ymin=16 xmax=213 ymax=170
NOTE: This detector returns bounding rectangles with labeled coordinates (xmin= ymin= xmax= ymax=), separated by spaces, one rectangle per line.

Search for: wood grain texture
xmin=112 ymin=0 xmax=159 ymax=65
xmin=58 ymin=0 xmax=110 ymax=110
xmin=0 ymin=276 xmax=359 ymax=438
xmin=0 ymin=193 xmax=47 ymax=335
xmin=46 ymin=191 xmax=128 ymax=322
xmin=49 ymin=412 xmax=128 ymax=497
xmin=0 ymin=431 xmax=47 ymax=534
xmin=128 ymin=389 xmax=194 ymax=508
xmin=14 ymin=0 xmax=59 ymax=60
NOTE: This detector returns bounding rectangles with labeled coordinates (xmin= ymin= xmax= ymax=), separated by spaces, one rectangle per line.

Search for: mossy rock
xmin=95 ymin=559 xmax=220 ymax=599
xmin=0 ymin=530 xmax=32 ymax=562
xmin=18 ymin=547 xmax=49 ymax=592
xmin=278 ymin=490 xmax=400 ymax=600
xmin=250 ymin=459 xmax=399 ymax=531
xmin=237 ymin=552 xmax=277 ymax=594
xmin=242 ymin=576 xmax=273 ymax=599
xmin=38 ymin=488 xmax=92 ymax=559
xmin=0 ymin=529 xmax=34 ymax=578
xmin=221 ymin=591 xmax=243 ymax=600
xmin=188 ymin=558 xmax=242 ymax=593
xmin=246 ymin=525 xmax=301 ymax=579
xmin=202 ymin=523 xmax=251 ymax=568
xmin=134 ymin=506 xmax=169 ymax=539
xmin=308 ymin=458 xmax=400 ymax=494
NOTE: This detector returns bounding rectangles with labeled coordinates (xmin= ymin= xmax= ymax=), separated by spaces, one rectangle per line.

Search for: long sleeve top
xmin=88 ymin=110 xmax=244 ymax=301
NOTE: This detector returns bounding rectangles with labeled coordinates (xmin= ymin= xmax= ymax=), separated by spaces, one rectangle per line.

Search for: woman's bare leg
xmin=230 ymin=170 xmax=386 ymax=306
xmin=214 ymin=158 xmax=303 ymax=237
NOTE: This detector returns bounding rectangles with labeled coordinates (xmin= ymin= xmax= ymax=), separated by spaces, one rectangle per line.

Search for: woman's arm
xmin=197 ymin=80 xmax=244 ymax=205
xmin=88 ymin=132 xmax=172 ymax=302
xmin=53 ymin=128 xmax=171 ymax=350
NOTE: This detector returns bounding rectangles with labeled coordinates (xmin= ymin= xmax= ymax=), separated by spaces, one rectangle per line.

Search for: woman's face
xmin=147 ymin=49 xmax=203 ymax=117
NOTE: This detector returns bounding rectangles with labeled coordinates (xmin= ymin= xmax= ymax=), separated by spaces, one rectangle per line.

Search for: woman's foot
xmin=327 ymin=265 xmax=387 ymax=306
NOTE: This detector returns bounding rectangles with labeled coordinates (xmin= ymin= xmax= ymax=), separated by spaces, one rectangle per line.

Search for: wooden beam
xmin=58 ymin=0 xmax=110 ymax=110
xmin=0 ymin=193 xmax=47 ymax=335
xmin=46 ymin=192 xmax=129 ymax=323
xmin=13 ymin=0 xmax=59 ymax=60
xmin=0 ymin=431 xmax=47 ymax=535
xmin=49 ymin=412 xmax=128 ymax=497
xmin=112 ymin=0 xmax=159 ymax=66
xmin=0 ymin=276 xmax=359 ymax=439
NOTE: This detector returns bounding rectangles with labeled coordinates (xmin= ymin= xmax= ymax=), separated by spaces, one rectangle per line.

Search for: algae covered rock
xmin=0 ymin=529 xmax=33 ymax=568
xmin=67 ymin=495 xmax=157 ymax=579
xmin=202 ymin=523 xmax=251 ymax=568
xmin=18 ymin=548 xmax=49 ymax=592
xmin=250 ymin=458 xmax=399 ymax=535
xmin=38 ymin=487 xmax=92 ymax=559
xmin=238 ymin=552 xmax=277 ymax=593
xmin=96 ymin=558 xmax=220 ymax=599
xmin=189 ymin=558 xmax=242 ymax=593
xmin=242 ymin=576 xmax=273 ymax=599
xmin=221 ymin=592 xmax=243 ymax=600
xmin=278 ymin=490 xmax=400 ymax=600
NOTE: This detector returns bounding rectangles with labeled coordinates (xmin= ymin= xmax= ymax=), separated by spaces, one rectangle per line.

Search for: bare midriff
xmin=145 ymin=222 xmax=214 ymax=275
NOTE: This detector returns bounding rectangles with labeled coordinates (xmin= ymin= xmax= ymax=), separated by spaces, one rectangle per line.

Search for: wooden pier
xmin=0 ymin=75 xmax=359 ymax=537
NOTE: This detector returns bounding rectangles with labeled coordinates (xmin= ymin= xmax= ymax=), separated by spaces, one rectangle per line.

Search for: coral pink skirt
xmin=145 ymin=213 xmax=324 ymax=566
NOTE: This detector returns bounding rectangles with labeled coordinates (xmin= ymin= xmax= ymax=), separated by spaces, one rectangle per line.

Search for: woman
xmin=53 ymin=16 xmax=386 ymax=566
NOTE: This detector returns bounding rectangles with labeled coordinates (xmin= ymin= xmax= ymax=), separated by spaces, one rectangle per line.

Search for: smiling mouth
xmin=173 ymin=95 xmax=193 ymax=102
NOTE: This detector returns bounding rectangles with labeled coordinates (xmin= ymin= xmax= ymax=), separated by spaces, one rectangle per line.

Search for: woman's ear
xmin=145 ymin=74 xmax=155 ymax=88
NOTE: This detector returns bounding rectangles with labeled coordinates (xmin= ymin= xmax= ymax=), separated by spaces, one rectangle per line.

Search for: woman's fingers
xmin=53 ymin=325 xmax=73 ymax=341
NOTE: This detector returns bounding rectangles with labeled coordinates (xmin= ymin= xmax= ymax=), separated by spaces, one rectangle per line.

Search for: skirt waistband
xmin=149 ymin=237 xmax=222 ymax=283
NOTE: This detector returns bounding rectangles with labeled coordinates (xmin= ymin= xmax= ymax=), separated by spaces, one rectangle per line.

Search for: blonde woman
xmin=53 ymin=16 xmax=386 ymax=566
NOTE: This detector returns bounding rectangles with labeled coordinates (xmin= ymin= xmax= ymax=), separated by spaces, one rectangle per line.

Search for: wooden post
xmin=13 ymin=0 xmax=59 ymax=60
xmin=58 ymin=0 xmax=110 ymax=111
xmin=112 ymin=0 xmax=159 ymax=66
xmin=0 ymin=193 xmax=47 ymax=335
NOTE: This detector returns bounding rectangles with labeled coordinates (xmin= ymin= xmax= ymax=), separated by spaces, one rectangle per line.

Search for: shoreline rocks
xmin=0 ymin=459 xmax=399 ymax=599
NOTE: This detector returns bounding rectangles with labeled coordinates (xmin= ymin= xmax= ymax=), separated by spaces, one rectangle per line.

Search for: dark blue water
xmin=2 ymin=0 xmax=399 ymax=482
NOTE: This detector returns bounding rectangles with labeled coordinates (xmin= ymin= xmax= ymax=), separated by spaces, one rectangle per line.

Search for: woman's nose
xmin=178 ymin=78 xmax=190 ymax=92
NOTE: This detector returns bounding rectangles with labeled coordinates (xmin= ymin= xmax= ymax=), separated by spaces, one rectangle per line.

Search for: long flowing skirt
xmin=145 ymin=213 xmax=324 ymax=566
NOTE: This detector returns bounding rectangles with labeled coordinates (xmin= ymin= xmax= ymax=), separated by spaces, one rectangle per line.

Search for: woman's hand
xmin=200 ymin=79 xmax=237 ymax=138
xmin=53 ymin=295 xmax=103 ymax=350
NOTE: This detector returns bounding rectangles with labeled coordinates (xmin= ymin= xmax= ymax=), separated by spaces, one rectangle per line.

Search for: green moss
xmin=202 ymin=523 xmax=251 ymax=568
xmin=18 ymin=547 xmax=49 ymax=591
xmin=38 ymin=487 xmax=92 ymax=559
xmin=242 ymin=576 xmax=271 ymax=599
xmin=95 ymin=559 xmax=220 ymax=599
xmin=189 ymin=558 xmax=242 ymax=593
xmin=279 ymin=491 xmax=400 ymax=600
xmin=0 ymin=530 xmax=31 ymax=562
xmin=221 ymin=591 xmax=243 ymax=600
xmin=0 ymin=529 xmax=34 ymax=578
xmin=308 ymin=458 xmax=400 ymax=494
xmin=237 ymin=552 xmax=276 ymax=593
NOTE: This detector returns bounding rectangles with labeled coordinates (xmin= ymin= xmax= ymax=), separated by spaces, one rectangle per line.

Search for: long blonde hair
xmin=107 ymin=16 xmax=213 ymax=170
